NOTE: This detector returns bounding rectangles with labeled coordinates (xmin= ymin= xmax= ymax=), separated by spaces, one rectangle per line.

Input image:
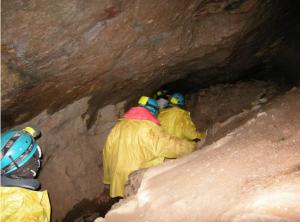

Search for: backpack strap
xmin=0 ymin=175 xmax=40 ymax=190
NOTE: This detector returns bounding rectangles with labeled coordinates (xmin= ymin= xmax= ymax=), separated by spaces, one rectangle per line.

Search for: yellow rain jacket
xmin=158 ymin=106 xmax=206 ymax=141
xmin=103 ymin=107 xmax=195 ymax=197
xmin=0 ymin=186 xmax=51 ymax=222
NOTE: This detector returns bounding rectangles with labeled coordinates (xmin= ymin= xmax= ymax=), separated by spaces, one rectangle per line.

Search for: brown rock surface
xmin=15 ymin=99 xmax=127 ymax=221
xmin=97 ymin=88 xmax=300 ymax=222
xmin=2 ymin=0 xmax=296 ymax=128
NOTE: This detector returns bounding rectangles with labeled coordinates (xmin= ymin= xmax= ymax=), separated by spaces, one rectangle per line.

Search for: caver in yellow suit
xmin=158 ymin=93 xmax=206 ymax=141
xmin=103 ymin=97 xmax=195 ymax=198
xmin=0 ymin=186 xmax=51 ymax=222
xmin=1 ymin=127 xmax=51 ymax=222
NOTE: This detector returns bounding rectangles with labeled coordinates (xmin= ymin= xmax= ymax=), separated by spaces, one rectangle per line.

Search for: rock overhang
xmin=2 ymin=0 xmax=300 ymax=129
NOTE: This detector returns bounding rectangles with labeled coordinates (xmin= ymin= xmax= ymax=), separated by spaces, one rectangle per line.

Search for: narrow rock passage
xmin=88 ymin=79 xmax=292 ymax=221
xmin=96 ymin=85 xmax=300 ymax=222
xmin=62 ymin=79 xmax=292 ymax=222
xmin=1 ymin=0 xmax=300 ymax=222
xmin=2 ymin=1 xmax=300 ymax=221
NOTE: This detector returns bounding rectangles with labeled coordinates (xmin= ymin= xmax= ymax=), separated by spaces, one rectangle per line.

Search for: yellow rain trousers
xmin=158 ymin=106 xmax=206 ymax=141
xmin=0 ymin=187 xmax=51 ymax=222
xmin=103 ymin=119 xmax=195 ymax=197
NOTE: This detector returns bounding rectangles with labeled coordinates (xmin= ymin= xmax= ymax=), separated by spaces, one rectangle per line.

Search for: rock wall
xmin=15 ymin=98 xmax=126 ymax=221
xmin=2 ymin=0 xmax=297 ymax=128
xmin=186 ymin=80 xmax=279 ymax=142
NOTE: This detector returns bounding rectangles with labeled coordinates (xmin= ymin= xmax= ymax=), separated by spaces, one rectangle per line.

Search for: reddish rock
xmin=2 ymin=0 xmax=296 ymax=128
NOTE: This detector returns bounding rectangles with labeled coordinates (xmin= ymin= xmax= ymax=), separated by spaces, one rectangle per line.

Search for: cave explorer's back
xmin=0 ymin=127 xmax=51 ymax=222
xmin=102 ymin=96 xmax=195 ymax=198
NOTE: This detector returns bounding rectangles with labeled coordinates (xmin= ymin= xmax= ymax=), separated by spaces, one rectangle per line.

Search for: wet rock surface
xmin=2 ymin=0 xmax=298 ymax=128
xmin=97 ymin=88 xmax=300 ymax=222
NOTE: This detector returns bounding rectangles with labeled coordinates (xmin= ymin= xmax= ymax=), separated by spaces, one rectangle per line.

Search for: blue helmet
xmin=138 ymin=96 xmax=159 ymax=116
xmin=170 ymin=93 xmax=185 ymax=106
xmin=1 ymin=128 xmax=42 ymax=177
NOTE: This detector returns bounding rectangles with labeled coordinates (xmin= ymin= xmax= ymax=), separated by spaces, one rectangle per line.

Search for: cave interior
xmin=1 ymin=0 xmax=300 ymax=221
